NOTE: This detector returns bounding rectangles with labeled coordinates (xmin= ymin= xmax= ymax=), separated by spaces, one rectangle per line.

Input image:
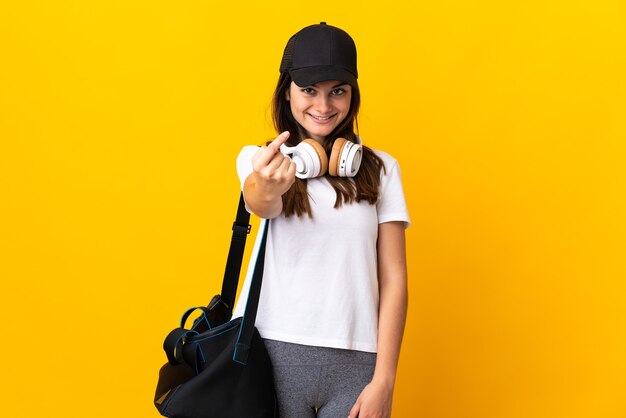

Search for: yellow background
xmin=1 ymin=0 xmax=625 ymax=417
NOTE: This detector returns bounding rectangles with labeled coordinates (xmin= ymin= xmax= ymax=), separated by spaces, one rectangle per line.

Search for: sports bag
xmin=154 ymin=193 xmax=277 ymax=417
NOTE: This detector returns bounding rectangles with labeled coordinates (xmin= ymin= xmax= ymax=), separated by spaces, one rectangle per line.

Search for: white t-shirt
xmin=232 ymin=143 xmax=410 ymax=353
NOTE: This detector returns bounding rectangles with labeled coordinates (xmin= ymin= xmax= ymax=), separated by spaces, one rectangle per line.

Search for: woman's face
xmin=286 ymin=80 xmax=352 ymax=143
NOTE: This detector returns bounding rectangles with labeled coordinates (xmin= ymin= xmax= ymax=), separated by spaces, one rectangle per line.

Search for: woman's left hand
xmin=348 ymin=379 xmax=393 ymax=418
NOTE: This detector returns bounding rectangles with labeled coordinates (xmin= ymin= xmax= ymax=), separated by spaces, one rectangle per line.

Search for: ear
xmin=285 ymin=90 xmax=290 ymax=101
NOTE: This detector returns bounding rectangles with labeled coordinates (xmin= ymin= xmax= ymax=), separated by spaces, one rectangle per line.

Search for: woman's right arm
xmin=243 ymin=131 xmax=296 ymax=219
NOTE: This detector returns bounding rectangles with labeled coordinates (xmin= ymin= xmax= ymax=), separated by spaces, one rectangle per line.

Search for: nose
xmin=315 ymin=95 xmax=332 ymax=114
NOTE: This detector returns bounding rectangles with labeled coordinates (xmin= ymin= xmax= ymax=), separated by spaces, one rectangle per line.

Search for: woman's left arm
xmin=349 ymin=221 xmax=408 ymax=418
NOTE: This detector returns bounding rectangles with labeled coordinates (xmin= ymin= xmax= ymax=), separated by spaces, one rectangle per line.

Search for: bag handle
xmin=163 ymin=193 xmax=269 ymax=367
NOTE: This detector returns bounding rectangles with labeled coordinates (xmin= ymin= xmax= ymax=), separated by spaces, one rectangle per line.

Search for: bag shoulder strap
xmin=233 ymin=218 xmax=269 ymax=365
xmin=220 ymin=192 xmax=252 ymax=309
xmin=222 ymin=192 xmax=270 ymax=365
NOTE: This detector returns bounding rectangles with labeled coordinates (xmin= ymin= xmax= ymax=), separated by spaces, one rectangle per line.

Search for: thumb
xmin=348 ymin=399 xmax=361 ymax=418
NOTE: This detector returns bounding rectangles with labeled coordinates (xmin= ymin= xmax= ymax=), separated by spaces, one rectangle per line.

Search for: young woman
xmin=233 ymin=22 xmax=410 ymax=418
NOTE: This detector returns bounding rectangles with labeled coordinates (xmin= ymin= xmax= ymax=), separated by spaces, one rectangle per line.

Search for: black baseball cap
xmin=279 ymin=22 xmax=358 ymax=89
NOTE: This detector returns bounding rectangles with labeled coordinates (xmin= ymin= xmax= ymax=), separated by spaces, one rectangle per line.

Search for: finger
xmin=266 ymin=152 xmax=288 ymax=172
xmin=286 ymin=160 xmax=297 ymax=180
xmin=279 ymin=155 xmax=294 ymax=172
xmin=267 ymin=131 xmax=290 ymax=153
xmin=252 ymin=145 xmax=273 ymax=168
xmin=348 ymin=401 xmax=360 ymax=418
xmin=252 ymin=144 xmax=266 ymax=159
xmin=279 ymin=158 xmax=296 ymax=183
xmin=254 ymin=132 xmax=289 ymax=167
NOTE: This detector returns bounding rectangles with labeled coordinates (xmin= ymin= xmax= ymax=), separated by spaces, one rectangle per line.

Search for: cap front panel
xmin=292 ymin=28 xmax=332 ymax=69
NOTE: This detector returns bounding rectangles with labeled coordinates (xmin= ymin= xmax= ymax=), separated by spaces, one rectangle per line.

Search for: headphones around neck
xmin=280 ymin=138 xmax=363 ymax=179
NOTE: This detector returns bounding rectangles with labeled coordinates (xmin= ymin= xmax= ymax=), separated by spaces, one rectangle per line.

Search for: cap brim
xmin=290 ymin=66 xmax=358 ymax=89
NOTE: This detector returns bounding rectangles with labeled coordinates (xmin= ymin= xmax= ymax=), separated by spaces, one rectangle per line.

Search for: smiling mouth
xmin=307 ymin=113 xmax=336 ymax=121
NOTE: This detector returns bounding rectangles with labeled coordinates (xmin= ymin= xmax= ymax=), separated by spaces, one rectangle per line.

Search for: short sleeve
xmin=236 ymin=146 xmax=261 ymax=213
xmin=236 ymin=145 xmax=261 ymax=189
xmin=376 ymin=156 xmax=411 ymax=228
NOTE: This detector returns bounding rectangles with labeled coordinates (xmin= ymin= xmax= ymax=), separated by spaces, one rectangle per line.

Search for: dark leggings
xmin=263 ymin=338 xmax=377 ymax=418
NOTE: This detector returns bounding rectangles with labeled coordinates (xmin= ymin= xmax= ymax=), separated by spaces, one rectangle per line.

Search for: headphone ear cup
xmin=302 ymin=139 xmax=328 ymax=177
xmin=329 ymin=138 xmax=362 ymax=177
xmin=328 ymin=138 xmax=346 ymax=176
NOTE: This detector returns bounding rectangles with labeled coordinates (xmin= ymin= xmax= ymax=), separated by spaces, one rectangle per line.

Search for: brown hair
xmin=271 ymin=72 xmax=385 ymax=218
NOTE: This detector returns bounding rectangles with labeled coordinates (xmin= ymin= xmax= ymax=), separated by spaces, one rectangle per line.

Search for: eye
xmin=301 ymin=88 xmax=315 ymax=95
xmin=331 ymin=88 xmax=346 ymax=96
